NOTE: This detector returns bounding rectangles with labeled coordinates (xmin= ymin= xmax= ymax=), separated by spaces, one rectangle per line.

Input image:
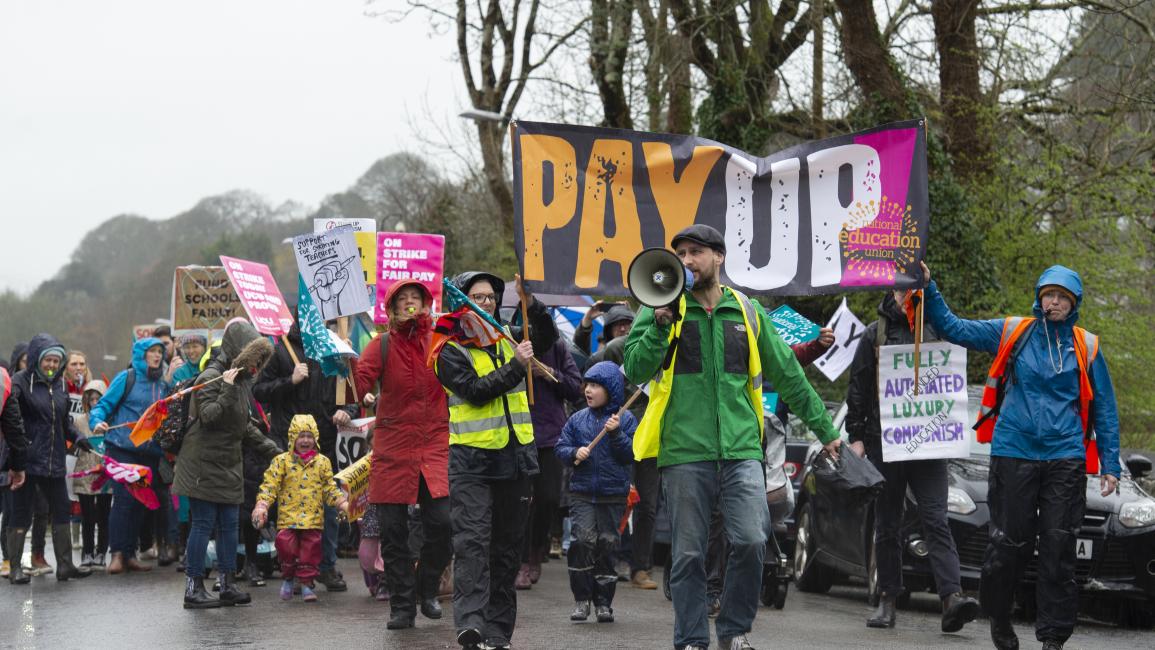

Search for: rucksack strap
xmin=112 ymin=368 xmax=136 ymax=418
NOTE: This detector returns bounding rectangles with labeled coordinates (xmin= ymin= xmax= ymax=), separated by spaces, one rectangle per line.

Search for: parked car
xmin=792 ymin=386 xmax=1155 ymax=627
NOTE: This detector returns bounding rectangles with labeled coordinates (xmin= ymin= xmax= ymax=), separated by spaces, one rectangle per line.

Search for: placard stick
xmin=282 ymin=335 xmax=301 ymax=365
xmin=335 ymin=318 xmax=349 ymax=406
xmin=574 ymin=387 xmax=644 ymax=465
xmin=516 ymin=274 xmax=534 ymax=406
xmin=913 ymin=290 xmax=924 ymax=395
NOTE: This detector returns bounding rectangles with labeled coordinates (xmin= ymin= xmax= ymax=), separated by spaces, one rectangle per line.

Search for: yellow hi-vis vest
xmin=441 ymin=339 xmax=534 ymax=449
xmin=633 ymin=287 xmax=763 ymax=461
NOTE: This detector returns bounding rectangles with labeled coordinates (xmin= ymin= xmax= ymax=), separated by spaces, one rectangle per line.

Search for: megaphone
xmin=627 ymin=248 xmax=694 ymax=308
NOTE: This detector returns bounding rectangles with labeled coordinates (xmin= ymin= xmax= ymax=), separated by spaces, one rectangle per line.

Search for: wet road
xmin=2 ymin=554 xmax=1151 ymax=649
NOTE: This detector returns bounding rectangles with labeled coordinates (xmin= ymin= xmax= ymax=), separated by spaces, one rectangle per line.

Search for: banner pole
xmin=283 ymin=335 xmax=301 ymax=366
xmin=517 ymin=275 xmax=535 ymax=406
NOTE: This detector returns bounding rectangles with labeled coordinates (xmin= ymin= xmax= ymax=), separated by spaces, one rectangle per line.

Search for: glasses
xmin=470 ymin=294 xmax=497 ymax=304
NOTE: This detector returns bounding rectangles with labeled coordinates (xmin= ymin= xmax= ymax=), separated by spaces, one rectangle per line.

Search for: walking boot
xmin=183 ymin=576 xmax=221 ymax=609
xmin=527 ymin=548 xmax=543 ymax=584
xmin=595 ymin=605 xmax=614 ymax=623
xmin=245 ymin=561 xmax=266 ymax=587
xmin=866 ymin=593 xmax=897 ymax=628
xmin=317 ymin=567 xmax=347 ymax=592
xmin=514 ymin=563 xmax=532 ymax=590
xmin=52 ymin=524 xmax=92 ymax=581
xmin=218 ymin=571 xmax=252 ymax=606
xmin=457 ymin=628 xmax=483 ymax=650
xmin=108 ymin=551 xmax=125 ymax=574
xmin=158 ymin=543 xmax=179 ymax=567
xmin=990 ymin=617 xmax=1019 ymax=650
xmin=630 ymin=569 xmax=657 ymax=590
xmin=419 ymin=571 xmax=442 ymax=619
xmin=1041 ymin=641 xmax=1064 ymax=650
xmin=940 ymin=592 xmax=979 ymax=633
xmin=386 ymin=609 xmax=415 ymax=629
xmin=7 ymin=529 xmax=30 ymax=584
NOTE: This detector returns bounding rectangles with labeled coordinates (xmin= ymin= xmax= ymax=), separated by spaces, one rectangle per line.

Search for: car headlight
xmin=946 ymin=487 xmax=976 ymax=515
xmin=1119 ymin=498 xmax=1155 ymax=529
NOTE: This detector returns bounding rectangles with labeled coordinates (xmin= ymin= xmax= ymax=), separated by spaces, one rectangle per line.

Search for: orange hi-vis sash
xmin=975 ymin=316 xmax=1100 ymax=473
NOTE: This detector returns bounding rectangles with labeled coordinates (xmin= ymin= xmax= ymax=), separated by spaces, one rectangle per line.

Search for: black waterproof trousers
xmin=379 ymin=476 xmax=452 ymax=618
xmin=629 ymin=458 xmax=660 ymax=574
xmin=981 ymin=456 xmax=1086 ymax=644
xmin=450 ymin=473 xmax=531 ymax=647
xmin=868 ymin=448 xmax=962 ymax=598
xmin=567 ymin=499 xmax=624 ymax=606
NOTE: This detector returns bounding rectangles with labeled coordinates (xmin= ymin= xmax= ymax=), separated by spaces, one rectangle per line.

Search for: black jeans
xmin=567 ymin=499 xmax=624 ymax=607
xmin=868 ymin=450 xmax=962 ymax=598
xmin=8 ymin=474 xmax=71 ymax=528
xmin=523 ymin=447 xmax=562 ymax=562
xmin=379 ymin=476 xmax=452 ymax=617
xmin=981 ymin=456 xmax=1085 ymax=644
xmin=450 ymin=473 xmax=531 ymax=646
xmin=629 ymin=457 xmax=659 ymax=574
xmin=78 ymin=494 xmax=112 ymax=556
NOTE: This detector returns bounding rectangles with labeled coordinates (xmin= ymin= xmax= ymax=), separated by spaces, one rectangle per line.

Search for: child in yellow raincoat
xmin=253 ymin=415 xmax=347 ymax=602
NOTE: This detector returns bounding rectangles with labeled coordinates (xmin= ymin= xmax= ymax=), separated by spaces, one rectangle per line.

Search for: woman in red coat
xmin=354 ymin=281 xmax=451 ymax=631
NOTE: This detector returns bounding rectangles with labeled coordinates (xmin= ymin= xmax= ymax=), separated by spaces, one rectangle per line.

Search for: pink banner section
xmin=220 ymin=255 xmax=294 ymax=335
xmin=373 ymin=233 xmax=445 ymax=323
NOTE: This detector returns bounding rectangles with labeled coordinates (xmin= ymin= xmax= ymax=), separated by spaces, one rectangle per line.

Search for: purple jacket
xmin=529 ymin=339 xmax=583 ymax=449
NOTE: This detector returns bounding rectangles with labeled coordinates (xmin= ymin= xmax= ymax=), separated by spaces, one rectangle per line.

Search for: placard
xmin=219 ymin=256 xmax=293 ymax=336
xmin=171 ymin=266 xmax=245 ymax=336
xmin=373 ymin=232 xmax=445 ymax=323
xmin=292 ymin=225 xmax=373 ymax=320
xmin=335 ymin=417 xmax=373 ymax=471
xmin=768 ymin=305 xmax=819 ymax=346
xmin=333 ymin=453 xmax=371 ymax=522
xmin=314 ymin=218 xmax=376 ymax=305
xmin=815 ymin=298 xmax=867 ymax=382
xmin=878 ymin=341 xmax=969 ymax=462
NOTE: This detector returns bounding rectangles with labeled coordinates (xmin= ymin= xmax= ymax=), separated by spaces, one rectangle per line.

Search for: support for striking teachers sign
xmin=513 ymin=119 xmax=928 ymax=296
xmin=878 ymin=341 xmax=969 ymax=462
xmin=293 ymin=225 xmax=373 ymax=320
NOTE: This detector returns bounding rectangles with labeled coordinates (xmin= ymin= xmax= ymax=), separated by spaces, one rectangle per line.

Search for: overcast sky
xmin=0 ymin=0 xmax=463 ymax=294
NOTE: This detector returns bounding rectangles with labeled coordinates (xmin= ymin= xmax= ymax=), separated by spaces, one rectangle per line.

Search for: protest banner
xmin=335 ymin=416 xmax=373 ymax=472
xmin=219 ymin=256 xmax=293 ymax=336
xmin=878 ymin=341 xmax=969 ymax=462
xmin=314 ymin=218 xmax=376 ymax=306
xmin=333 ymin=452 xmax=371 ymax=522
xmin=373 ymin=232 xmax=445 ymax=323
xmin=768 ymin=305 xmax=819 ymax=346
xmin=513 ymin=119 xmax=928 ymax=296
xmin=171 ymin=266 xmax=245 ymax=337
xmin=292 ymin=226 xmax=373 ymax=320
xmin=815 ymin=298 xmax=867 ymax=381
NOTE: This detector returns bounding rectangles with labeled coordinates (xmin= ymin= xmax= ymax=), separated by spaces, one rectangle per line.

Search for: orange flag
xmin=129 ymin=399 xmax=170 ymax=447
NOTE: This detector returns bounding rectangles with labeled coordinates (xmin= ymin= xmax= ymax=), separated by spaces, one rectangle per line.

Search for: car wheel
xmin=773 ymin=580 xmax=789 ymax=610
xmin=793 ymin=506 xmax=832 ymax=593
xmin=1116 ymin=600 xmax=1155 ymax=629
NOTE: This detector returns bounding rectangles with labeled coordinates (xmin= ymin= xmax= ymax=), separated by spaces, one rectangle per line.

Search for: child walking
xmin=555 ymin=361 xmax=637 ymax=624
xmin=253 ymin=415 xmax=347 ymax=602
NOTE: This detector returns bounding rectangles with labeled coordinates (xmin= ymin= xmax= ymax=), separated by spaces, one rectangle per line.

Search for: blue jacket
xmin=9 ymin=334 xmax=81 ymax=477
xmin=925 ymin=266 xmax=1121 ymax=476
xmin=88 ymin=337 xmax=172 ymax=456
xmin=556 ymin=361 xmax=636 ymax=498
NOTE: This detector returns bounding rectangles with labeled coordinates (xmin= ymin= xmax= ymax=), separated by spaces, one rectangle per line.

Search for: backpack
xmin=112 ymin=368 xmax=137 ymax=416
xmin=154 ymin=376 xmax=196 ymax=454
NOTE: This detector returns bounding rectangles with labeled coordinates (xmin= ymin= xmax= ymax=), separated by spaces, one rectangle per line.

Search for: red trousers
xmin=275 ymin=528 xmax=322 ymax=585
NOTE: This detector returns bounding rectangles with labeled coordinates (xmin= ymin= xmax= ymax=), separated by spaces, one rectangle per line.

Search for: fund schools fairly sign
xmin=512 ymin=119 xmax=928 ymax=296
xmin=878 ymin=341 xmax=970 ymax=462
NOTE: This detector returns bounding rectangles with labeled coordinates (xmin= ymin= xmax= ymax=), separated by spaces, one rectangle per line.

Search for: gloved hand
xmin=74 ymin=437 xmax=95 ymax=453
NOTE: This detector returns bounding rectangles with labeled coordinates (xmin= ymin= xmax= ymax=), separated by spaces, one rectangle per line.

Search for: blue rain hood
xmin=583 ymin=361 xmax=624 ymax=413
xmin=132 ymin=337 xmax=166 ymax=375
xmin=1032 ymin=265 xmax=1083 ymax=325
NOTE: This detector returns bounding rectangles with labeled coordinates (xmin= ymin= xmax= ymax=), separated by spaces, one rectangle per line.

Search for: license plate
xmin=1033 ymin=539 xmax=1094 ymax=559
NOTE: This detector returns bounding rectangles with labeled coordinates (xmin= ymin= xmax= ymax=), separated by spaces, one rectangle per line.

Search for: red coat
xmin=353 ymin=314 xmax=449 ymax=505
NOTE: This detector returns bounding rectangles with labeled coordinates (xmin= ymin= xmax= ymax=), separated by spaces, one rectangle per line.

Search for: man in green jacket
xmin=624 ymin=225 xmax=840 ymax=650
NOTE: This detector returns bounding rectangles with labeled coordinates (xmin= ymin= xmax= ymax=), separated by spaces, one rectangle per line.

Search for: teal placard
xmin=768 ymin=304 xmax=819 ymax=346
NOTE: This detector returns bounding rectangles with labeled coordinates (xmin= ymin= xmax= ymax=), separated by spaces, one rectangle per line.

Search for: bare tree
xmin=590 ymin=0 xmax=635 ymax=128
